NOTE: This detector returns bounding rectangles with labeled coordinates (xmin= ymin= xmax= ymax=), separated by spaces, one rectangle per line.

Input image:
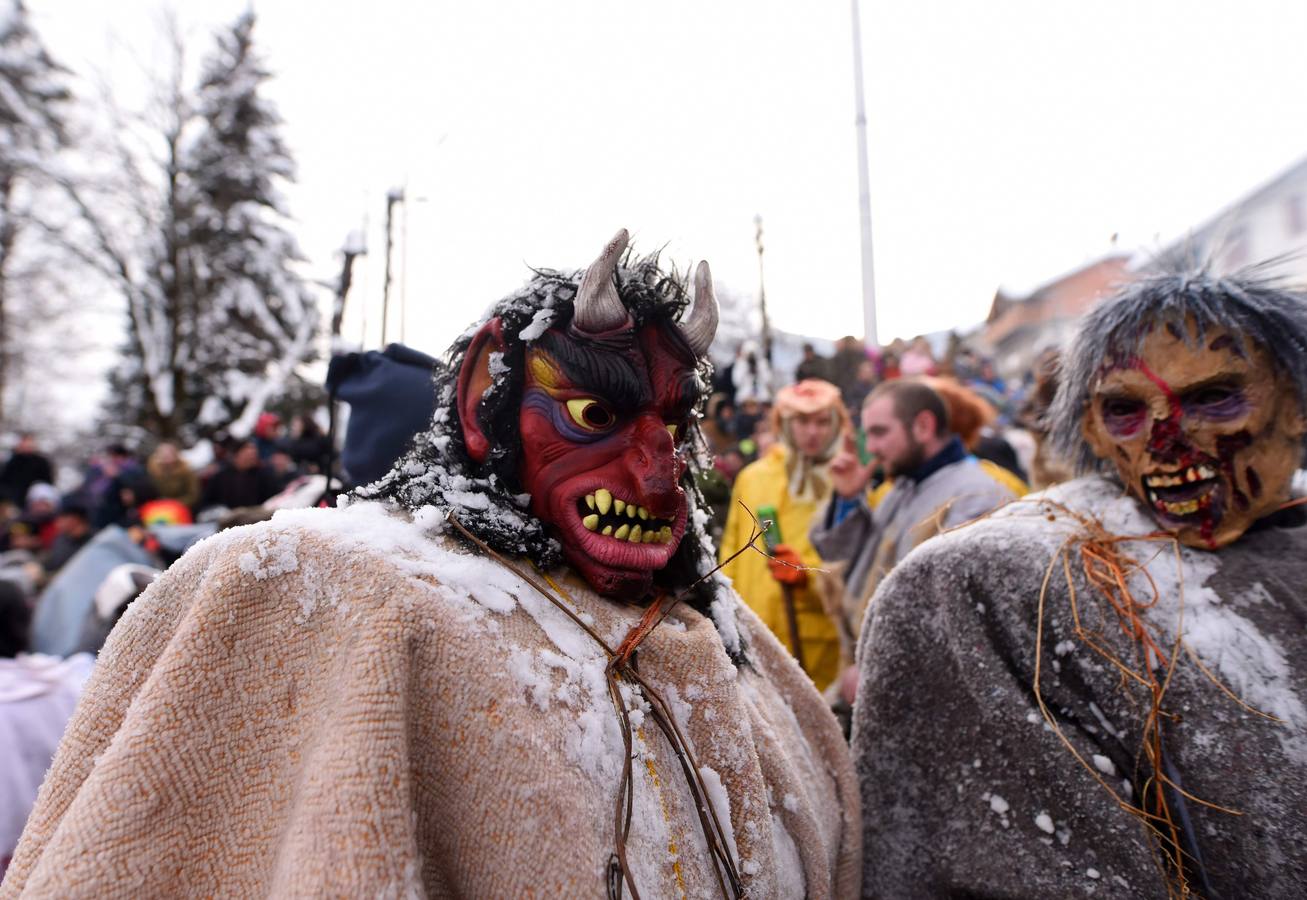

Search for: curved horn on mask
xmin=572 ymin=228 xmax=631 ymax=334
xmin=681 ymin=260 xmax=719 ymax=357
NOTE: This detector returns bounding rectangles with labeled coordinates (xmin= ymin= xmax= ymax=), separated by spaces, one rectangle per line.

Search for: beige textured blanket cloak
xmin=1 ymin=502 xmax=860 ymax=898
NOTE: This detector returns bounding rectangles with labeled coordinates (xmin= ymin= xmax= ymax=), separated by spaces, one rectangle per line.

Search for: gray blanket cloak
xmin=853 ymin=476 xmax=1307 ymax=899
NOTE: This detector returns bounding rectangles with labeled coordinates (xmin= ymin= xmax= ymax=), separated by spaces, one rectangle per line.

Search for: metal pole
xmin=754 ymin=214 xmax=773 ymax=367
xmin=332 ymin=231 xmax=367 ymax=341
xmin=399 ymin=187 xmax=409 ymax=344
xmin=380 ymin=187 xmax=404 ymax=346
xmin=850 ymin=0 xmax=878 ymax=348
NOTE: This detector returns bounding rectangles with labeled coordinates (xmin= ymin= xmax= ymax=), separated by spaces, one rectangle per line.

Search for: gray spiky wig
xmin=1049 ymin=263 xmax=1307 ymax=474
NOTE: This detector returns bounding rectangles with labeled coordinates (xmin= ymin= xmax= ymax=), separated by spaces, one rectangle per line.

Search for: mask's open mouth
xmin=1142 ymin=463 xmax=1219 ymax=519
xmin=574 ymin=489 xmax=676 ymax=545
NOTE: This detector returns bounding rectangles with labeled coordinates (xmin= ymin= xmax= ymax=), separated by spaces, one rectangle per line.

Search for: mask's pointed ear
xmin=457 ymin=318 xmax=505 ymax=464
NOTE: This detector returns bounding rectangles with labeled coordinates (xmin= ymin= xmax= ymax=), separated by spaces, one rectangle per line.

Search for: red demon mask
xmin=456 ymin=230 xmax=718 ymax=598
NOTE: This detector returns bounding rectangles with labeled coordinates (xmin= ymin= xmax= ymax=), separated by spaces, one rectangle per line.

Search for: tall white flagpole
xmin=850 ymin=0 xmax=879 ymax=348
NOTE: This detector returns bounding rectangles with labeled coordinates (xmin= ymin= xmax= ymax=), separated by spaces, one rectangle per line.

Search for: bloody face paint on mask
xmin=517 ymin=323 xmax=703 ymax=598
xmin=1082 ymin=319 xmax=1305 ymax=549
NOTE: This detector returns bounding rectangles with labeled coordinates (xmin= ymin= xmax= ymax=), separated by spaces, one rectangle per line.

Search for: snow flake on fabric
xmin=237 ymin=529 xmax=300 ymax=581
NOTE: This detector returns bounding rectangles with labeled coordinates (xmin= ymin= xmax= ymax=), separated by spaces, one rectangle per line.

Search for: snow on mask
xmin=1082 ymin=320 xmax=1304 ymax=548
xmin=456 ymin=229 xmax=718 ymax=598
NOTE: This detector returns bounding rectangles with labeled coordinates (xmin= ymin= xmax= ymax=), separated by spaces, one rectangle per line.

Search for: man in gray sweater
xmin=853 ymin=265 xmax=1307 ymax=898
xmin=809 ymin=379 xmax=1018 ymax=638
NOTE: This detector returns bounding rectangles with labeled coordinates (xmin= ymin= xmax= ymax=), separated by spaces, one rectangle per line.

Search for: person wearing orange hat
xmin=719 ymin=378 xmax=850 ymax=690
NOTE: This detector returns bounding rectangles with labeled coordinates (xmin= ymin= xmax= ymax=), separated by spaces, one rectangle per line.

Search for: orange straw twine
xmin=1019 ymin=496 xmax=1292 ymax=899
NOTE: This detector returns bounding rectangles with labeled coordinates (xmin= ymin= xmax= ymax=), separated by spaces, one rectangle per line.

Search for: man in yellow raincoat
xmin=720 ymin=379 xmax=850 ymax=690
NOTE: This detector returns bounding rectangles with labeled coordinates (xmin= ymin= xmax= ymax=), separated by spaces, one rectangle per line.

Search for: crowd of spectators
xmin=0 ymin=412 xmax=331 ymax=608
xmin=696 ymin=334 xmax=1056 ymax=542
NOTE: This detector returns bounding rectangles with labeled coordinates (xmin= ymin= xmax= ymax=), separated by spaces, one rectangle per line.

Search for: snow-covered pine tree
xmin=0 ymin=0 xmax=69 ymax=423
xmin=185 ymin=10 xmax=319 ymax=438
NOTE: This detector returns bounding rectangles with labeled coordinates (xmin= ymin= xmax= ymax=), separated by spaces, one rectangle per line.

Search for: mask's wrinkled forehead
xmin=534 ymin=329 xmax=651 ymax=413
xmin=532 ymin=323 xmax=702 ymax=420
xmin=1099 ymin=316 xmax=1249 ymax=373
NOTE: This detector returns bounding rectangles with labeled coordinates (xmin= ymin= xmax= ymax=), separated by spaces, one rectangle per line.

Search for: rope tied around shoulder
xmin=1027 ymin=496 xmax=1289 ymax=899
xmin=445 ymin=510 xmax=787 ymax=900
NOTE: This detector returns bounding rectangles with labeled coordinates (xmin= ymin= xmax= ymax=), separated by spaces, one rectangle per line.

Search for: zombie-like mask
xmin=1082 ymin=319 xmax=1305 ymax=548
xmin=457 ymin=230 xmax=717 ymax=597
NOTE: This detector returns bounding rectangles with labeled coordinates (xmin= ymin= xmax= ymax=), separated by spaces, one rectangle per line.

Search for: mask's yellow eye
xmin=665 ymin=424 xmax=678 ymax=440
xmin=566 ymin=398 xmax=615 ymax=430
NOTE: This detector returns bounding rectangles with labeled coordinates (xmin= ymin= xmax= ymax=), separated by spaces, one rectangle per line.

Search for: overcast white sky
xmin=31 ymin=0 xmax=1307 ymax=356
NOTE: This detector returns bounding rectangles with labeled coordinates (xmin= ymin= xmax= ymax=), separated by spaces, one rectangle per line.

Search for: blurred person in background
xmin=828 ymin=335 xmax=867 ymax=408
xmin=879 ymin=350 xmax=901 ymax=381
xmin=0 ymin=436 xmax=52 ymax=510
xmin=732 ymin=396 xmax=764 ymax=442
xmin=83 ymin=445 xmax=142 ymax=529
xmin=11 ymin=484 xmax=60 ymax=556
xmin=794 ymin=342 xmax=830 ymax=382
xmin=969 ymin=356 xmax=1007 ymax=397
xmin=923 ymin=376 xmax=1028 ymax=484
xmin=1017 ymin=347 xmax=1075 ymax=489
xmin=196 ymin=432 xmax=237 ymax=488
xmin=0 ymin=579 xmax=93 ymax=877
xmin=146 ymin=442 xmax=200 ymax=511
xmin=720 ymin=379 xmax=850 ymax=690
xmin=280 ymin=413 xmax=331 ymax=473
xmin=94 ymin=467 xmax=159 ymax=530
xmin=198 ymin=440 xmax=281 ymax=514
xmin=731 ymin=341 xmax=773 ymax=405
xmin=699 ymin=395 xmax=736 ymax=454
xmin=899 ymin=335 xmax=937 ymax=376
xmin=265 ymin=449 xmax=299 ymax=492
xmin=42 ymin=499 xmax=94 ymax=576
xmin=252 ymin=412 xmax=284 ymax=461
xmin=750 ymin=412 xmax=778 ymax=457
xmin=844 ymin=358 xmax=879 ymax=418
xmin=951 ymin=346 xmax=980 ymax=382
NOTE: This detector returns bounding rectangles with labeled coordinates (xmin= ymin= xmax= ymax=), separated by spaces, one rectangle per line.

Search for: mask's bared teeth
xmin=582 ymin=514 xmax=599 ymax=531
xmin=638 ymin=506 xmax=649 ymax=521
xmin=642 ymin=530 xmax=656 ymax=543
xmin=614 ymin=498 xmax=625 ymax=515
xmin=628 ymin=524 xmax=643 ymax=543
xmin=613 ymin=523 xmax=630 ymax=541
xmin=595 ymin=489 xmax=612 ymax=515
xmin=626 ymin=505 xmax=636 ymax=519
xmin=659 ymin=526 xmax=673 ymax=543
xmin=585 ymin=494 xmax=596 ymax=510
xmin=601 ymin=524 xmax=613 ymax=536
